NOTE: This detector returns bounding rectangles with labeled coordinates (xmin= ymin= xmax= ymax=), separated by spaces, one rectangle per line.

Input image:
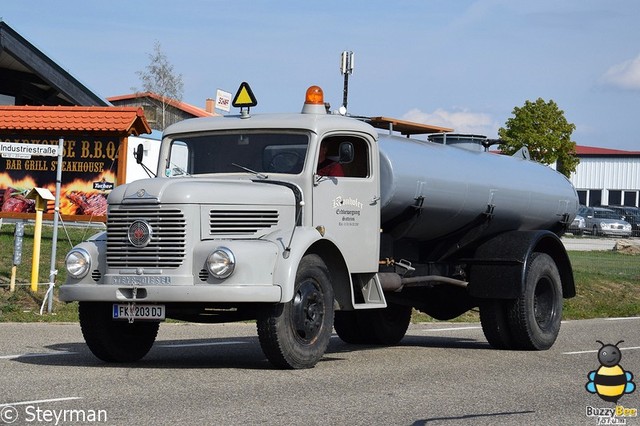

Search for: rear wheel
xmin=79 ymin=302 xmax=159 ymax=362
xmin=334 ymin=303 xmax=412 ymax=345
xmin=334 ymin=310 xmax=367 ymax=344
xmin=359 ymin=303 xmax=412 ymax=345
xmin=507 ymin=253 xmax=563 ymax=350
xmin=257 ymin=254 xmax=334 ymax=369
xmin=480 ymin=299 xmax=513 ymax=350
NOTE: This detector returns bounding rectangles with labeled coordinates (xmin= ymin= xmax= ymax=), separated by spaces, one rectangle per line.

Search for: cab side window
xmin=317 ymin=136 xmax=369 ymax=178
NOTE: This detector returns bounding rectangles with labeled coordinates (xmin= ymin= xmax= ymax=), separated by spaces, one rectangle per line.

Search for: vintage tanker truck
xmin=61 ymin=85 xmax=578 ymax=369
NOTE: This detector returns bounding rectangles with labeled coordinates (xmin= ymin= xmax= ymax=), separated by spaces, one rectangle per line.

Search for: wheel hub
xmin=534 ymin=277 xmax=555 ymax=329
xmin=292 ymin=280 xmax=324 ymax=342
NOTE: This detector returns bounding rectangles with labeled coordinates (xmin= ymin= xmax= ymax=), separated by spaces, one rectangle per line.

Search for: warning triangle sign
xmin=232 ymin=82 xmax=257 ymax=108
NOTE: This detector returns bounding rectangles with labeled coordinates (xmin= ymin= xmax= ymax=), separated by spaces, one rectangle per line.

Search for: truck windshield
xmin=164 ymin=132 xmax=309 ymax=176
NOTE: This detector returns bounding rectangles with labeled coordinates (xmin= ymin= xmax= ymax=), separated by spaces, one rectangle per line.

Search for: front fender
xmin=272 ymin=227 xmax=325 ymax=303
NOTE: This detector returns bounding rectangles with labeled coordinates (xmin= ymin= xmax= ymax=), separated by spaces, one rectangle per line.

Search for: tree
xmin=135 ymin=41 xmax=184 ymax=130
xmin=498 ymin=98 xmax=579 ymax=177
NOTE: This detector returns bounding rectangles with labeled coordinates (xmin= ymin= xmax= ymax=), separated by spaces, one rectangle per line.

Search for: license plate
xmin=112 ymin=304 xmax=165 ymax=320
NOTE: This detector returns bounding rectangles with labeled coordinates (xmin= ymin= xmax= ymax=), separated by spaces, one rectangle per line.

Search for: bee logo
xmin=586 ymin=340 xmax=635 ymax=403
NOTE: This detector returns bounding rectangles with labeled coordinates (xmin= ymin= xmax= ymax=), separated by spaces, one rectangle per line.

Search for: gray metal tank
xmin=378 ymin=133 xmax=578 ymax=241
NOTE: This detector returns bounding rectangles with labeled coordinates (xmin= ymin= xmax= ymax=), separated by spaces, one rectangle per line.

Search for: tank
xmin=377 ymin=133 xmax=578 ymax=241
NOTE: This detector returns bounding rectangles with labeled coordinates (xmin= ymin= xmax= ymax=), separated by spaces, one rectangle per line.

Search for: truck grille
xmin=209 ymin=209 xmax=279 ymax=236
xmin=106 ymin=208 xmax=186 ymax=268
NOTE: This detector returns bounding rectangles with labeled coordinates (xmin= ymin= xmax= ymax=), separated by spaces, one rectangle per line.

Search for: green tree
xmin=498 ymin=98 xmax=579 ymax=177
xmin=134 ymin=41 xmax=184 ymax=130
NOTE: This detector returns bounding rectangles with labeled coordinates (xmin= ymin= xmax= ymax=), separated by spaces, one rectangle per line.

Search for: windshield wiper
xmin=168 ymin=162 xmax=190 ymax=177
xmin=231 ymin=163 xmax=268 ymax=179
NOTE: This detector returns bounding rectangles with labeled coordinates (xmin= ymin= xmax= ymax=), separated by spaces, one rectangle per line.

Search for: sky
xmin=2 ymin=0 xmax=640 ymax=151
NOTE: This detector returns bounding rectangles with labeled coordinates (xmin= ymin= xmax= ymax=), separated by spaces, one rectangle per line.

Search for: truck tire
xmin=79 ymin=302 xmax=159 ymax=362
xmin=480 ymin=300 xmax=513 ymax=349
xmin=359 ymin=303 xmax=412 ymax=345
xmin=257 ymin=254 xmax=334 ymax=369
xmin=334 ymin=311 xmax=367 ymax=344
xmin=507 ymin=253 xmax=563 ymax=350
xmin=334 ymin=304 xmax=412 ymax=345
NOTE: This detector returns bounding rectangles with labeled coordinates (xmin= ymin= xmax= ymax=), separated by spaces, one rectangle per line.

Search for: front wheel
xmin=79 ymin=302 xmax=159 ymax=362
xmin=507 ymin=253 xmax=563 ymax=350
xmin=257 ymin=254 xmax=334 ymax=369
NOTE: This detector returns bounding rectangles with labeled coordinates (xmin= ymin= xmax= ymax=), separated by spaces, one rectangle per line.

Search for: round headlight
xmin=207 ymin=247 xmax=235 ymax=279
xmin=65 ymin=248 xmax=91 ymax=279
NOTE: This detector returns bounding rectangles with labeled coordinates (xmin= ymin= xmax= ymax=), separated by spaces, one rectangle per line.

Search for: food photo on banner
xmin=0 ymin=135 xmax=119 ymax=219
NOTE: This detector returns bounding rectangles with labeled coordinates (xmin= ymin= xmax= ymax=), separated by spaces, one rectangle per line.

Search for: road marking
xmin=0 ymin=397 xmax=82 ymax=407
xmin=0 ymin=351 xmax=77 ymax=360
xmin=563 ymin=346 xmax=640 ymax=355
xmin=604 ymin=316 xmax=640 ymax=321
xmin=157 ymin=341 xmax=247 ymax=348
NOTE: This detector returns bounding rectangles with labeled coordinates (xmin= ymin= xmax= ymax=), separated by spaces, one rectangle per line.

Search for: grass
xmin=564 ymin=250 xmax=640 ymax=319
xmin=1 ymin=221 xmax=639 ymax=322
xmin=0 ymin=221 xmax=102 ymax=322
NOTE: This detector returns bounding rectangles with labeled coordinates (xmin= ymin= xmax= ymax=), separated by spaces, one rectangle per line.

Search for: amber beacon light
xmin=302 ymin=86 xmax=326 ymax=114
xmin=305 ymin=86 xmax=324 ymax=104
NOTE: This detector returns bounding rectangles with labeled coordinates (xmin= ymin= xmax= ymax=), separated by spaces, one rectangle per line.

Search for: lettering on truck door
xmin=312 ymin=135 xmax=379 ymax=272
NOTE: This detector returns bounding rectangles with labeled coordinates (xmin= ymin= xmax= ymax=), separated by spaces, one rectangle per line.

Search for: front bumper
xmin=59 ymin=283 xmax=282 ymax=303
xmin=600 ymin=229 xmax=632 ymax=237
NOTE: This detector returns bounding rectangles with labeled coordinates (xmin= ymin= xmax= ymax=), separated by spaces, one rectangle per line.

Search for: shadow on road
xmin=10 ymin=332 xmax=491 ymax=370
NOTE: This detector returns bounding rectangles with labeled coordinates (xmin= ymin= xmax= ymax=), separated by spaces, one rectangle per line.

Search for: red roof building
xmin=0 ymin=106 xmax=151 ymax=135
xmin=571 ymin=145 xmax=640 ymax=207
xmin=108 ymin=92 xmax=218 ymax=131
xmin=575 ymin=145 xmax=640 ymax=156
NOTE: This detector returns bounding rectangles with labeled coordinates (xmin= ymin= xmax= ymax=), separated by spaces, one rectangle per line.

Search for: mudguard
xmin=468 ymin=230 xmax=575 ymax=299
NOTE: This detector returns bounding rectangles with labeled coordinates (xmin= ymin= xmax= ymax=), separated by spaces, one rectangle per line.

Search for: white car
xmin=568 ymin=214 xmax=586 ymax=235
xmin=578 ymin=206 xmax=632 ymax=237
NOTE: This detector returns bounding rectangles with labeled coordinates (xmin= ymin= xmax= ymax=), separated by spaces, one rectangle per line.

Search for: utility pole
xmin=340 ymin=51 xmax=354 ymax=115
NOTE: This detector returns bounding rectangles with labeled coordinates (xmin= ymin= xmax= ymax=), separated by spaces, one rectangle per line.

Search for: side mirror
xmin=134 ymin=143 xmax=144 ymax=164
xmin=338 ymin=142 xmax=354 ymax=164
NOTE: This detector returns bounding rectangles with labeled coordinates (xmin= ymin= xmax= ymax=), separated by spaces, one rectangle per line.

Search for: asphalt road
xmin=2 ymin=318 xmax=640 ymax=425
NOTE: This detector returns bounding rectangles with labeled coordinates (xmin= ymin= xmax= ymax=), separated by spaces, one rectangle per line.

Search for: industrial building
xmin=570 ymin=146 xmax=640 ymax=207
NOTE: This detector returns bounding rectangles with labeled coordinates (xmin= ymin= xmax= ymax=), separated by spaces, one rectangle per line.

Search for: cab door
xmin=312 ymin=134 xmax=379 ymax=272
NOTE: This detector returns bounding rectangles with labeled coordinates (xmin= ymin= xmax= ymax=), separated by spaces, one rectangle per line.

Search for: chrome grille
xmin=209 ymin=209 xmax=279 ymax=236
xmin=106 ymin=208 xmax=186 ymax=268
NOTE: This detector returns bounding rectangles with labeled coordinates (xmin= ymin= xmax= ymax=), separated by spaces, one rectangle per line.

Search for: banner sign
xmin=0 ymin=135 xmax=120 ymax=218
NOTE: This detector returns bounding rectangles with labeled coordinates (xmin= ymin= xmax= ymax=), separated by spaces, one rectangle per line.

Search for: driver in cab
xmin=316 ymin=143 xmax=344 ymax=177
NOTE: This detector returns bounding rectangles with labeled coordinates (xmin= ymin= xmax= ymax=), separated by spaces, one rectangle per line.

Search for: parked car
xmin=577 ymin=205 xmax=632 ymax=237
xmin=567 ymin=214 xmax=586 ymax=235
xmin=602 ymin=205 xmax=640 ymax=237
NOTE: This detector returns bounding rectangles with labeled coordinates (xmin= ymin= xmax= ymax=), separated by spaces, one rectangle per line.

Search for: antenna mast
xmin=340 ymin=51 xmax=354 ymax=115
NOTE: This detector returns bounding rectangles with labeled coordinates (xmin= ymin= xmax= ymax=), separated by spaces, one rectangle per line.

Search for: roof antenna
xmin=339 ymin=51 xmax=354 ymax=115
